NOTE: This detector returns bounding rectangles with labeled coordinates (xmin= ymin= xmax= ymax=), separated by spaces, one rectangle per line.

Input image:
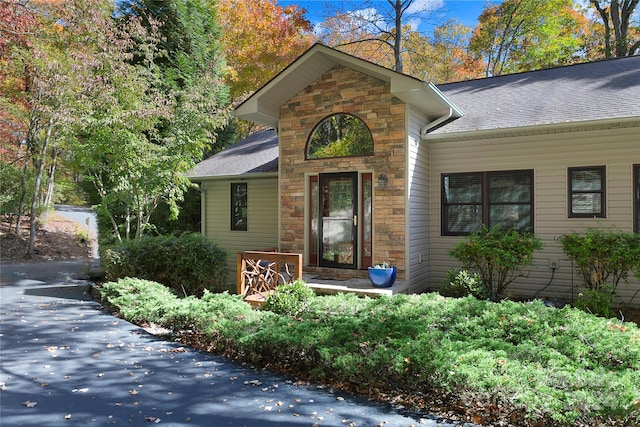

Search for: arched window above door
xmin=306 ymin=113 xmax=374 ymax=159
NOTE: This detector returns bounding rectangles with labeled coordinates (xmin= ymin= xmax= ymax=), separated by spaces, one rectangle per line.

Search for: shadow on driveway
xmin=0 ymin=261 xmax=475 ymax=427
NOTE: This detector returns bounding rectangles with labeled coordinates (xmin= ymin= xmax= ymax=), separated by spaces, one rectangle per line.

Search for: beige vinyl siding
xmin=201 ymin=176 xmax=279 ymax=290
xmin=407 ymin=106 xmax=430 ymax=292
xmin=428 ymin=126 xmax=640 ymax=306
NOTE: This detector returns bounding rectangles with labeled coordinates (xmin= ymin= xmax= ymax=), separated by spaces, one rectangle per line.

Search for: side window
xmin=488 ymin=170 xmax=533 ymax=231
xmin=634 ymin=165 xmax=640 ymax=233
xmin=231 ymin=183 xmax=247 ymax=231
xmin=568 ymin=166 xmax=605 ymax=218
xmin=442 ymin=173 xmax=483 ymax=235
xmin=442 ymin=170 xmax=533 ymax=235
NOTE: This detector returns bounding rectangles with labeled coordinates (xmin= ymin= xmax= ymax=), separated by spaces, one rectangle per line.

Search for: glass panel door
xmin=319 ymin=172 xmax=357 ymax=269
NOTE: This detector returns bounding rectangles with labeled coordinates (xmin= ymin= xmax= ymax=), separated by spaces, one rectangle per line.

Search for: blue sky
xmin=276 ymin=0 xmax=498 ymax=32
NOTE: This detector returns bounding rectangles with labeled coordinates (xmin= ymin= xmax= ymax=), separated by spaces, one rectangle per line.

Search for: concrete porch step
xmin=302 ymin=274 xmax=410 ymax=297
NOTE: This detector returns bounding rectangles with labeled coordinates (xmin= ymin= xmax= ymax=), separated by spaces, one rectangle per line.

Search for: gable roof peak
xmin=235 ymin=43 xmax=462 ymax=129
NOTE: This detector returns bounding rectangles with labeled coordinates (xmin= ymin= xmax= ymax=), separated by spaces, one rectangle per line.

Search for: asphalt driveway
xmin=0 ymin=261 xmax=476 ymax=426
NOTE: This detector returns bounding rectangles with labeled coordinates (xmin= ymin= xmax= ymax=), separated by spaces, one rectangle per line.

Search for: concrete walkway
xmin=0 ymin=261 xmax=476 ymax=427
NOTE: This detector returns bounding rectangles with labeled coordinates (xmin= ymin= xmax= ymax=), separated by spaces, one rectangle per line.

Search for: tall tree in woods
xmin=317 ymin=10 xmax=397 ymax=70
xmin=0 ymin=0 xmax=98 ymax=257
xmin=317 ymin=0 xmax=441 ymax=73
xmin=76 ymin=0 xmax=230 ymax=243
xmin=0 ymin=2 xmax=35 ymax=224
xmin=403 ymin=20 xmax=484 ymax=83
xmin=590 ymin=0 xmax=640 ymax=57
xmin=217 ymin=0 xmax=313 ymax=102
xmin=469 ymin=0 xmax=584 ymax=76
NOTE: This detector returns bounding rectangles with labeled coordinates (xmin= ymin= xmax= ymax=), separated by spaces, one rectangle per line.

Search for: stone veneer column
xmin=279 ymin=65 xmax=407 ymax=278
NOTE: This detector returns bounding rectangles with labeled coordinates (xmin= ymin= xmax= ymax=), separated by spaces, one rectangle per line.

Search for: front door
xmin=319 ymin=172 xmax=357 ymax=269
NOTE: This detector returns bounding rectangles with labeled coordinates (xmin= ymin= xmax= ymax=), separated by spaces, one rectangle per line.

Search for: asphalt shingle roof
xmin=190 ymin=57 xmax=640 ymax=178
xmin=188 ymin=129 xmax=278 ymax=179
xmin=433 ymin=55 xmax=640 ymax=134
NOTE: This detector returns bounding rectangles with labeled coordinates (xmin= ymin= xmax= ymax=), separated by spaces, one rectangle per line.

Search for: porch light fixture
xmin=378 ymin=173 xmax=388 ymax=189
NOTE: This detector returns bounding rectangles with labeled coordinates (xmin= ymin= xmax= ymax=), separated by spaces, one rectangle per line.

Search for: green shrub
xmin=103 ymin=233 xmax=227 ymax=295
xmin=439 ymin=268 xmax=487 ymax=299
xmin=450 ymin=226 xmax=543 ymax=301
xmin=263 ymin=280 xmax=315 ymax=318
xmin=96 ymin=277 xmax=178 ymax=323
xmin=101 ymin=280 xmax=640 ymax=426
xmin=573 ymin=285 xmax=616 ymax=318
xmin=560 ymin=227 xmax=640 ymax=295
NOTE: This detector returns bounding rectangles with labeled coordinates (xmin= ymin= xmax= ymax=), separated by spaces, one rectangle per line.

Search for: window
xmin=568 ymin=166 xmax=605 ymax=218
xmin=634 ymin=165 xmax=640 ymax=233
xmin=307 ymin=113 xmax=373 ymax=159
xmin=442 ymin=170 xmax=533 ymax=235
xmin=231 ymin=183 xmax=247 ymax=231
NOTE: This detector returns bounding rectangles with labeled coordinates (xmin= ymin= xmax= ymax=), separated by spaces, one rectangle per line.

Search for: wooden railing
xmin=237 ymin=251 xmax=303 ymax=306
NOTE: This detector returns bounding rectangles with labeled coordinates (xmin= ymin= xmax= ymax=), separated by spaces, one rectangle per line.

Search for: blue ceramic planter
xmin=367 ymin=266 xmax=396 ymax=288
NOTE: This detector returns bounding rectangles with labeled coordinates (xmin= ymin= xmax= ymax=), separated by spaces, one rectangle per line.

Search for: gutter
xmin=420 ymin=107 xmax=454 ymax=138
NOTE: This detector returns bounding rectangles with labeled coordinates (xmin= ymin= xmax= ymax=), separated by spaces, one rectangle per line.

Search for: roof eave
xmin=424 ymin=116 xmax=640 ymax=142
xmin=234 ymin=44 xmax=462 ymax=126
xmin=188 ymin=171 xmax=279 ymax=182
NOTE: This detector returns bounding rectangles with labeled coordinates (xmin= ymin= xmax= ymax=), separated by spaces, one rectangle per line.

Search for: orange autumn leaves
xmin=217 ymin=0 xmax=314 ymax=101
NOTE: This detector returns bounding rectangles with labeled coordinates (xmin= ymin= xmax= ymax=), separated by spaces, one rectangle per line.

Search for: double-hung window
xmin=442 ymin=170 xmax=533 ymax=235
xmin=231 ymin=183 xmax=247 ymax=231
xmin=568 ymin=166 xmax=605 ymax=218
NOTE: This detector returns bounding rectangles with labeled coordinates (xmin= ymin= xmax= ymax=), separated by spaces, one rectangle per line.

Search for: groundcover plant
xmin=98 ymin=278 xmax=640 ymax=426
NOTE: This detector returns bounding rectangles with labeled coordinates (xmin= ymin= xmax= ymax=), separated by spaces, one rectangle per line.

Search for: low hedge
xmin=103 ymin=233 xmax=227 ymax=295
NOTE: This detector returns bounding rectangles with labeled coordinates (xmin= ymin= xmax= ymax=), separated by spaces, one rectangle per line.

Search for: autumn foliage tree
xmin=590 ymin=0 xmax=640 ymax=57
xmin=315 ymin=0 xmax=442 ymax=73
xmin=0 ymin=0 xmax=101 ymax=257
xmin=403 ymin=20 xmax=484 ymax=83
xmin=469 ymin=0 xmax=584 ymax=76
xmin=0 ymin=1 xmax=36 ymax=219
xmin=217 ymin=0 xmax=313 ymax=101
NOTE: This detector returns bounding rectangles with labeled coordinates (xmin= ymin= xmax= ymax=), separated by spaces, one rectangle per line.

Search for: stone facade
xmin=279 ymin=65 xmax=407 ymax=279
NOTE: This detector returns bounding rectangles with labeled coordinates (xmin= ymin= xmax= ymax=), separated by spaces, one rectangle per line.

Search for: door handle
xmin=353 ymin=215 xmax=357 ymax=226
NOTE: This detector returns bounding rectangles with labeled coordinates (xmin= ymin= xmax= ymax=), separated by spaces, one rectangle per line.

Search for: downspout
xmin=421 ymin=108 xmax=453 ymax=139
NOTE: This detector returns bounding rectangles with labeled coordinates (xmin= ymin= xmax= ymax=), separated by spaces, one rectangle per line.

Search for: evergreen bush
xmin=560 ymin=227 xmax=640 ymax=316
xmin=104 ymin=233 xmax=227 ymax=295
xmin=99 ymin=281 xmax=640 ymax=426
xmin=450 ymin=226 xmax=542 ymax=301
xmin=439 ymin=268 xmax=487 ymax=299
xmin=263 ymin=280 xmax=315 ymax=318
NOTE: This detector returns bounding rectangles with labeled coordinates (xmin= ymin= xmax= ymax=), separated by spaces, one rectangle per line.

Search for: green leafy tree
xmin=469 ymin=0 xmax=584 ymax=76
xmin=76 ymin=0 xmax=230 ymax=243
xmin=0 ymin=0 xmax=102 ymax=257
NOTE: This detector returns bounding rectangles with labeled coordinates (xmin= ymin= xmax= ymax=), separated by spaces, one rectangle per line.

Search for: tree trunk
xmin=26 ymin=120 xmax=53 ymax=258
xmin=43 ymin=148 xmax=58 ymax=208
xmin=392 ymin=0 xmax=403 ymax=73
xmin=14 ymin=126 xmax=35 ymax=235
xmin=591 ymin=0 xmax=639 ymax=57
xmin=92 ymin=175 xmax=123 ymax=243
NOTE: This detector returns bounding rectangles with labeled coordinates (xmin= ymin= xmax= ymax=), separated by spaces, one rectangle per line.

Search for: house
xmin=189 ymin=44 xmax=640 ymax=306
